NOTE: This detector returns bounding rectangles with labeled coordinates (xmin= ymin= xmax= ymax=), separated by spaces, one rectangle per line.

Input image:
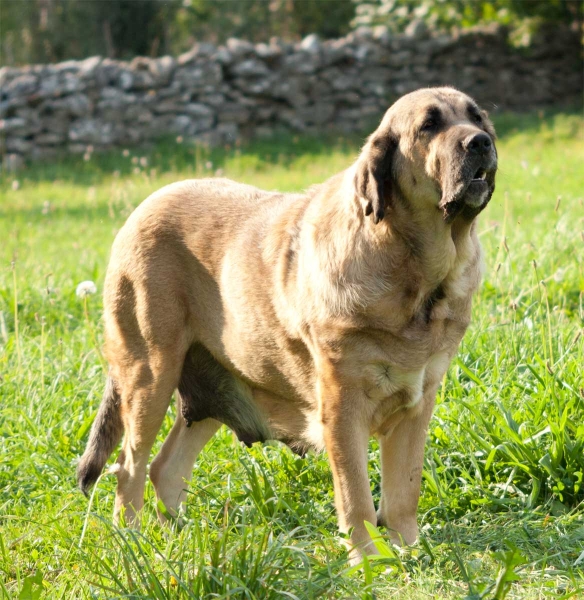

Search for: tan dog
xmin=78 ymin=87 xmax=497 ymax=563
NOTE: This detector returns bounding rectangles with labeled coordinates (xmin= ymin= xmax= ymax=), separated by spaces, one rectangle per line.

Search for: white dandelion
xmin=76 ymin=280 xmax=97 ymax=298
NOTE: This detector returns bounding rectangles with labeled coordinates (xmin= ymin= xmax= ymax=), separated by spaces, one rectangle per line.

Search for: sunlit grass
xmin=0 ymin=110 xmax=583 ymax=598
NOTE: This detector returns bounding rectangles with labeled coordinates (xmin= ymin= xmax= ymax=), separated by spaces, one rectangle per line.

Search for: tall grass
xmin=0 ymin=111 xmax=582 ymax=598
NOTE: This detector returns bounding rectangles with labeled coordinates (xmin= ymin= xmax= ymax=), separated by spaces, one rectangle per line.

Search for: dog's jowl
xmin=77 ymin=87 xmax=497 ymax=564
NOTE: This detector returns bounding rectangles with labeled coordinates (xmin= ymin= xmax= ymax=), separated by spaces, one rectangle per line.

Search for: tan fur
xmin=77 ymin=87 xmax=497 ymax=564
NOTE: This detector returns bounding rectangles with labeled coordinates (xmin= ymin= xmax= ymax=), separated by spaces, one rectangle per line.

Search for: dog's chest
xmin=357 ymin=255 xmax=478 ymax=410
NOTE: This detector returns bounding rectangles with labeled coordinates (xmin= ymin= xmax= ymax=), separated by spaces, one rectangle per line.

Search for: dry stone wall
xmin=1 ymin=23 xmax=581 ymax=167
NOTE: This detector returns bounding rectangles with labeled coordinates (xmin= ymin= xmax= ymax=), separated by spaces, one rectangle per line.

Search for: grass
xmin=0 ymin=110 xmax=583 ymax=599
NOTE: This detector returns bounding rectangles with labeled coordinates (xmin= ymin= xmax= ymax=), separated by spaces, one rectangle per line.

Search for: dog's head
xmin=354 ymin=87 xmax=497 ymax=224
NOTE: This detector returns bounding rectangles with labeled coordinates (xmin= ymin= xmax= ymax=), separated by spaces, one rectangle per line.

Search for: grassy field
xmin=1 ymin=111 xmax=583 ymax=599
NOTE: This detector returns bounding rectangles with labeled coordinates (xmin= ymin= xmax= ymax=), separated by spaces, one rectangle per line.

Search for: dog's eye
xmin=473 ymin=113 xmax=483 ymax=125
xmin=421 ymin=119 xmax=436 ymax=131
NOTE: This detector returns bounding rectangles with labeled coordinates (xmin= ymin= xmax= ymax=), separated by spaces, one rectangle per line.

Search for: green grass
xmin=1 ymin=110 xmax=583 ymax=599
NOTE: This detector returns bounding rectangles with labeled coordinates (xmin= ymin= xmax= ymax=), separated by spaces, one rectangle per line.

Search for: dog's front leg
xmin=318 ymin=362 xmax=377 ymax=565
xmin=376 ymin=392 xmax=436 ymax=546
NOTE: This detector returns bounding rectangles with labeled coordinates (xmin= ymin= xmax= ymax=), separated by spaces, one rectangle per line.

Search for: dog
xmin=77 ymin=86 xmax=497 ymax=563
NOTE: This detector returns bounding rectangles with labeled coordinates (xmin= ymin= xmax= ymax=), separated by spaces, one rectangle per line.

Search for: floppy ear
xmin=354 ymin=133 xmax=397 ymax=224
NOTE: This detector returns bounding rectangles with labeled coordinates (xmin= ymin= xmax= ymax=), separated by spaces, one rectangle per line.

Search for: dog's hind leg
xmin=149 ymin=415 xmax=221 ymax=521
xmin=111 ymin=347 xmax=186 ymax=525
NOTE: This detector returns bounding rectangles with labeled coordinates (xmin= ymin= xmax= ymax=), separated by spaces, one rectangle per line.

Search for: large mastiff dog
xmin=78 ymin=87 xmax=497 ymax=562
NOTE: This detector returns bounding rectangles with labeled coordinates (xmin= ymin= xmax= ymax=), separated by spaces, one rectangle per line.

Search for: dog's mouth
xmin=462 ymin=168 xmax=490 ymax=207
xmin=462 ymin=167 xmax=495 ymax=208
xmin=439 ymin=163 xmax=497 ymax=221
xmin=471 ymin=168 xmax=488 ymax=183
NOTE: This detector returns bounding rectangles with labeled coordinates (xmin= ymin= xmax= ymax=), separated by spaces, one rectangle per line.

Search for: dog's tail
xmin=77 ymin=376 xmax=124 ymax=496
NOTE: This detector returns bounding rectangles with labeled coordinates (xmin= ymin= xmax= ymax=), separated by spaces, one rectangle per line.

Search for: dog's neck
xmin=293 ymin=169 xmax=480 ymax=323
xmin=378 ymin=189 xmax=477 ymax=290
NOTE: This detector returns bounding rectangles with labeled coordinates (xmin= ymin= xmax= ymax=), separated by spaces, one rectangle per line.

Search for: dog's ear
xmin=354 ymin=132 xmax=397 ymax=224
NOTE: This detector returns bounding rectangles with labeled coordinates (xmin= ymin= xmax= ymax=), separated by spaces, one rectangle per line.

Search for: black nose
xmin=465 ymin=132 xmax=492 ymax=155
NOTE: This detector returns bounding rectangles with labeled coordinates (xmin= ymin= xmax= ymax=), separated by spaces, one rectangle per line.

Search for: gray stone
xmin=270 ymin=78 xmax=309 ymax=107
xmin=0 ymin=117 xmax=26 ymax=133
xmin=7 ymin=138 xmax=32 ymax=153
xmin=152 ymin=100 xmax=181 ymax=114
xmin=172 ymin=114 xmax=192 ymax=134
xmin=361 ymin=67 xmax=391 ymax=83
xmin=69 ymin=119 xmax=116 ymax=144
xmin=231 ymin=59 xmax=270 ymax=78
xmin=62 ymin=73 xmax=85 ymax=94
xmin=149 ymin=56 xmax=176 ymax=85
xmin=5 ymin=74 xmax=38 ymax=96
xmin=50 ymin=94 xmax=92 ymax=117
xmin=124 ymin=105 xmax=153 ymax=124
xmin=0 ymin=66 xmax=17 ymax=89
xmin=255 ymin=43 xmax=282 ymax=60
xmin=277 ymin=109 xmax=306 ymax=131
xmin=282 ymin=53 xmax=319 ymax=74
xmin=184 ymin=103 xmax=214 ymax=118
xmin=226 ymin=38 xmax=255 ymax=58
xmin=178 ymin=46 xmax=198 ymax=66
xmin=175 ymin=62 xmax=223 ymax=92
xmin=320 ymin=44 xmax=350 ymax=68
xmin=217 ymin=103 xmax=251 ymax=124
xmin=234 ymin=76 xmax=274 ymax=95
xmin=171 ymin=112 xmax=214 ymax=135
xmin=119 ymin=70 xmax=134 ymax=90
xmin=306 ymin=78 xmax=332 ymax=99
xmin=200 ymin=93 xmax=226 ymax=106
xmin=387 ymin=51 xmax=413 ymax=68
xmin=43 ymin=115 xmax=70 ymax=134
xmin=38 ymin=75 xmax=60 ymax=97
xmin=118 ymin=128 xmax=143 ymax=144
xmin=55 ymin=60 xmax=80 ymax=74
xmin=79 ymin=56 xmax=101 ymax=79
xmin=353 ymin=44 xmax=373 ymax=62
xmin=155 ymin=81 xmax=182 ymax=98
xmin=296 ymin=102 xmax=335 ymax=125
xmin=94 ymin=59 xmax=121 ymax=86
xmin=2 ymin=153 xmax=25 ymax=172
xmin=100 ymin=87 xmax=136 ymax=104
xmin=300 ymin=34 xmax=321 ymax=54
xmin=214 ymin=48 xmax=233 ymax=65
xmin=177 ymin=43 xmax=217 ymax=65
xmin=36 ymin=132 xmax=66 ymax=145
xmin=255 ymin=104 xmax=275 ymax=121
xmin=405 ymin=19 xmax=428 ymax=40
xmin=326 ymin=69 xmax=360 ymax=92
xmin=353 ymin=27 xmax=374 ymax=42
xmin=373 ymin=25 xmax=392 ymax=45
xmin=0 ymin=24 xmax=579 ymax=161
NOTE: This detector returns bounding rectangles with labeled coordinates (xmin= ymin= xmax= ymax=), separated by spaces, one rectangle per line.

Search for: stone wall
xmin=1 ymin=23 xmax=581 ymax=167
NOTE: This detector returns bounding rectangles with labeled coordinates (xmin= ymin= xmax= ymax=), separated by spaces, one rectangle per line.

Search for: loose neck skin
xmin=290 ymin=166 xmax=479 ymax=325
xmin=272 ymin=167 xmax=474 ymax=334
